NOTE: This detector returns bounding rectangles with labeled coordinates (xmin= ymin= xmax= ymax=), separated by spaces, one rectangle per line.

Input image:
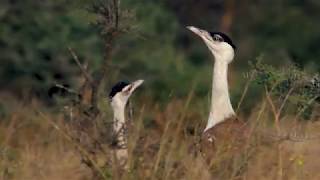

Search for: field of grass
xmin=0 ymin=89 xmax=320 ymax=180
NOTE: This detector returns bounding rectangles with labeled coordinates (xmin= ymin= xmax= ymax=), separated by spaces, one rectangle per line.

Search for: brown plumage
xmin=200 ymin=116 xmax=250 ymax=159
xmin=196 ymin=117 xmax=251 ymax=180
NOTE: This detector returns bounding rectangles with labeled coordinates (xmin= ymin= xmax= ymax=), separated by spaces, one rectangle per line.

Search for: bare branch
xmin=54 ymin=83 xmax=79 ymax=96
xmin=236 ymin=72 xmax=254 ymax=113
xmin=68 ymin=47 xmax=93 ymax=84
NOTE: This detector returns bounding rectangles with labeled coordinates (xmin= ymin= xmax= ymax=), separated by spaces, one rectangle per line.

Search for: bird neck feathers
xmin=112 ymin=102 xmax=126 ymax=133
xmin=205 ymin=60 xmax=235 ymax=132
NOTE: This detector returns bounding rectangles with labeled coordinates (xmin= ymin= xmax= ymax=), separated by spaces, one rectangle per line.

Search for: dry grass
xmin=0 ymin=93 xmax=320 ymax=180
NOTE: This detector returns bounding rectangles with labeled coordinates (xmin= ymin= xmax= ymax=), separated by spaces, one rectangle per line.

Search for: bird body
xmin=187 ymin=26 xmax=247 ymax=154
xmin=109 ymin=79 xmax=144 ymax=166
xmin=201 ymin=116 xmax=248 ymax=157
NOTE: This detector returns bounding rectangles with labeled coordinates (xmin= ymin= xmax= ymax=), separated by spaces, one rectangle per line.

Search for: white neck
xmin=113 ymin=105 xmax=125 ymax=132
xmin=204 ymin=60 xmax=235 ymax=132
xmin=111 ymin=104 xmax=129 ymax=164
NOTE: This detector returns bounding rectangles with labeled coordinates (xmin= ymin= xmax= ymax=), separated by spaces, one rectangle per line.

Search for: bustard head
xmin=187 ymin=26 xmax=236 ymax=63
xmin=109 ymin=79 xmax=144 ymax=109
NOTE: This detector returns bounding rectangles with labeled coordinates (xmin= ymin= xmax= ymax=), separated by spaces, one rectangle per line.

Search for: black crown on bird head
xmin=209 ymin=31 xmax=236 ymax=50
xmin=109 ymin=81 xmax=129 ymax=99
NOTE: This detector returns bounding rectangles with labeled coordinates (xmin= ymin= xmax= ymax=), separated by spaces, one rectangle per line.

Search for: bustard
xmin=109 ymin=79 xmax=144 ymax=165
xmin=187 ymin=26 xmax=248 ymax=156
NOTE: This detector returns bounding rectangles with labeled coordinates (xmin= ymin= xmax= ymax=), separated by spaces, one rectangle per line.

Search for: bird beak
xmin=187 ymin=26 xmax=202 ymax=36
xmin=187 ymin=26 xmax=216 ymax=52
xmin=187 ymin=26 xmax=212 ymax=41
xmin=129 ymin=79 xmax=144 ymax=94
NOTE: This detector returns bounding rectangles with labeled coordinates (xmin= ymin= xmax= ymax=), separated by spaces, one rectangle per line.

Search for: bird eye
xmin=213 ymin=35 xmax=223 ymax=42
xmin=122 ymin=85 xmax=132 ymax=94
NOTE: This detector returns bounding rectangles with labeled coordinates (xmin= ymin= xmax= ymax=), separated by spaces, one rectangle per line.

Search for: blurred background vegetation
xmin=0 ymin=0 xmax=319 ymax=114
xmin=0 ymin=1 xmax=320 ymax=179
